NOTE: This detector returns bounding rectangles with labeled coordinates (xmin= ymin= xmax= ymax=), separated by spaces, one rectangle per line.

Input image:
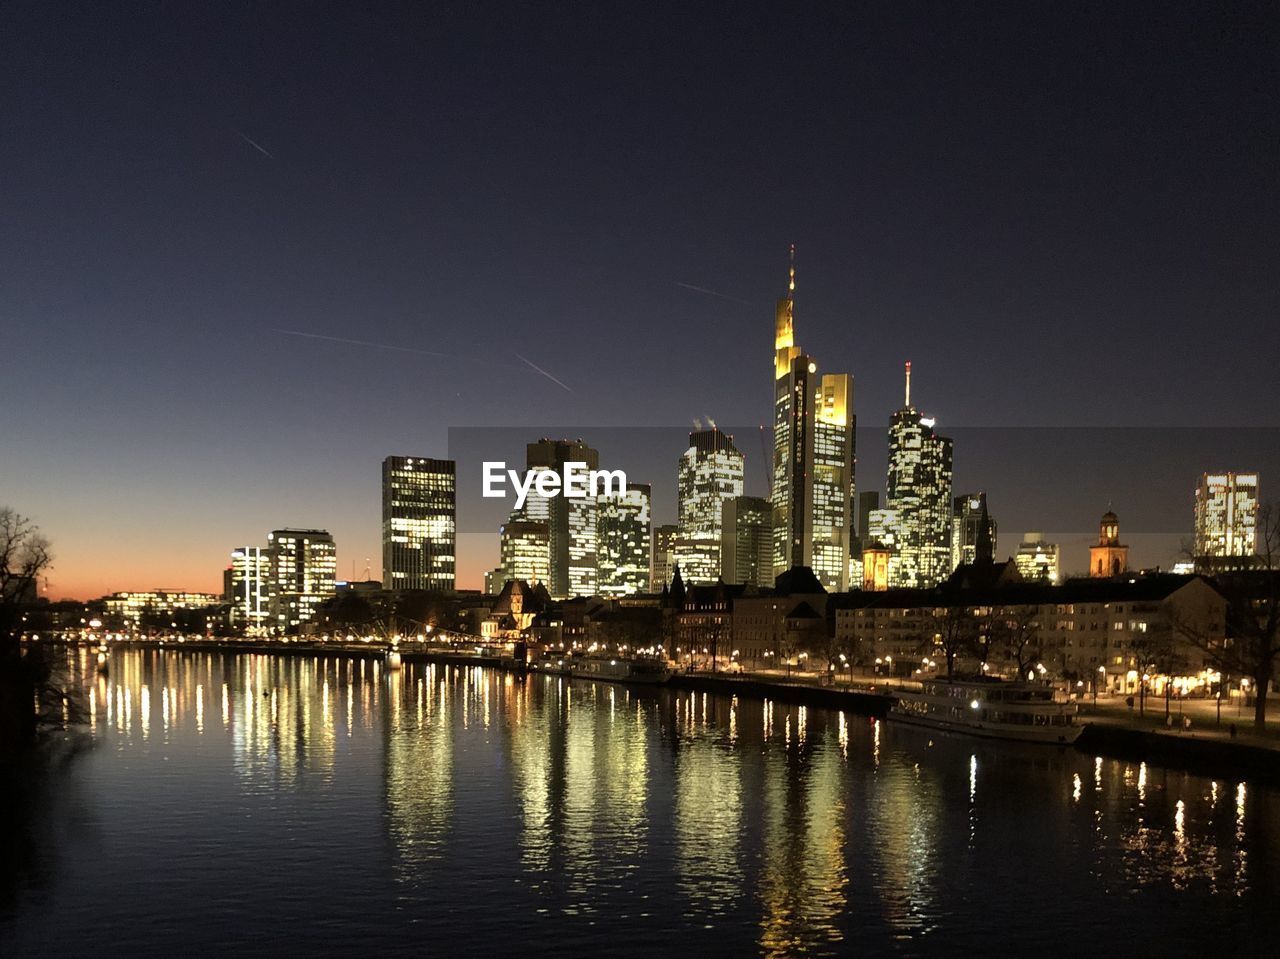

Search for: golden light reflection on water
xmin=56 ymin=646 xmax=1277 ymax=948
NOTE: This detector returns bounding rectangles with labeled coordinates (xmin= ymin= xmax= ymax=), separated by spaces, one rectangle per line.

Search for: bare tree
xmin=920 ymin=605 xmax=974 ymax=679
xmin=1173 ymin=502 xmax=1280 ymax=732
xmin=993 ymin=607 xmax=1042 ymax=679
xmin=1 ymin=509 xmax=54 ymax=751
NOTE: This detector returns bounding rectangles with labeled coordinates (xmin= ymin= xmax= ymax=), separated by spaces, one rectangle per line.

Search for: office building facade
xmin=382 ymin=456 xmax=456 ymax=592
xmin=268 ymin=528 xmax=337 ymax=631
xmin=651 ymin=524 xmax=678 ymax=592
xmin=1014 ymin=533 xmax=1060 ymax=584
xmin=1194 ymin=471 xmax=1259 ymax=566
xmin=721 ymin=495 xmax=773 ymax=587
xmin=597 ymin=482 xmax=652 ymax=596
xmin=884 ymin=363 xmax=953 ymax=587
xmin=677 ymin=427 xmax=744 ymax=584
xmin=229 ymin=546 xmax=271 ymax=631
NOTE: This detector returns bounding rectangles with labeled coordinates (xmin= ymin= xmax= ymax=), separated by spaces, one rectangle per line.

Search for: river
xmin=1 ymin=647 xmax=1276 ymax=956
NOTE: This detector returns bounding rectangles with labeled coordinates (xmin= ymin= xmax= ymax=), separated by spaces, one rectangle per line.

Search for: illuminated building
xmin=951 ymin=492 xmax=997 ymax=568
xmin=861 ymin=544 xmax=891 ymax=591
xmin=268 ymin=528 xmax=337 ymax=631
xmin=769 ymin=247 xmax=856 ymax=587
xmin=381 ymin=456 xmax=456 ymax=592
xmin=721 ymin=495 xmax=773 ymax=587
xmin=103 ymin=590 xmax=221 ymax=627
xmin=228 ymin=546 xmax=270 ymax=630
xmin=676 ymin=426 xmax=744 ymax=584
xmin=483 ymin=566 xmax=507 ymax=596
xmin=500 ymin=518 xmax=550 ymax=588
xmin=811 ymin=373 xmax=855 ymax=590
xmin=1089 ymin=510 xmax=1128 ymax=578
xmin=597 ymin=482 xmax=652 ymax=596
xmin=1194 ymin=471 xmax=1259 ymax=568
xmin=522 ymin=439 xmax=600 ymax=598
xmin=855 ymin=491 xmax=879 ymax=549
xmin=884 ymin=363 xmax=953 ymax=587
xmin=651 ymin=524 xmax=678 ymax=591
xmin=835 ymin=575 xmax=1224 ymax=691
xmin=1014 ymin=533 xmax=1060 ymax=584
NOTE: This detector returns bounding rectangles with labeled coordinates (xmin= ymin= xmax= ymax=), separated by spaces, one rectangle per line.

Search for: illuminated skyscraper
xmin=228 ymin=546 xmax=270 ymax=631
xmin=676 ymin=426 xmax=744 ymax=584
xmin=268 ymin=528 xmax=337 ymax=631
xmin=952 ymin=492 xmax=997 ymax=568
xmin=1014 ymin=533 xmax=1060 ymax=583
xmin=884 ymin=363 xmax=953 ymax=587
xmin=651 ymin=524 xmax=678 ymax=592
xmin=1194 ymin=471 xmax=1259 ymax=566
xmin=721 ymin=495 xmax=773 ymax=587
xmin=522 ymin=439 xmax=601 ymax=598
xmin=500 ymin=518 xmax=551 ymax=588
xmin=811 ymin=373 xmax=854 ymax=590
xmin=769 ymin=247 xmax=856 ymax=587
xmin=597 ymin=482 xmax=652 ymax=596
xmin=381 ymin=456 xmax=456 ymax=592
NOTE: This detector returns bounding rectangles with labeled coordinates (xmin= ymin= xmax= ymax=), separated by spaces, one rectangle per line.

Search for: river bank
xmin=47 ymin=637 xmax=1280 ymax=783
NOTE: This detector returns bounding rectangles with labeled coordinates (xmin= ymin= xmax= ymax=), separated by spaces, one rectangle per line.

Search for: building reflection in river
xmin=48 ymin=647 xmax=1279 ymax=955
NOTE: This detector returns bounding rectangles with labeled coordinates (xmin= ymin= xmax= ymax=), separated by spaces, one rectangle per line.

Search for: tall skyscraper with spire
xmin=883 ymin=362 xmax=953 ymax=587
xmin=769 ymin=247 xmax=856 ymax=590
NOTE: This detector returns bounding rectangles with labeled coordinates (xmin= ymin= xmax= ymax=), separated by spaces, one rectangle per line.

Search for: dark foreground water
xmin=2 ymin=649 xmax=1277 ymax=957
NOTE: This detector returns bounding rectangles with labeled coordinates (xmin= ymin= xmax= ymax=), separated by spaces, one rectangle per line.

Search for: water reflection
xmin=5 ymin=648 xmax=1277 ymax=957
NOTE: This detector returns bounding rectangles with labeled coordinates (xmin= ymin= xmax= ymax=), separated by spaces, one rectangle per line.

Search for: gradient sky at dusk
xmin=2 ymin=3 xmax=1277 ymax=598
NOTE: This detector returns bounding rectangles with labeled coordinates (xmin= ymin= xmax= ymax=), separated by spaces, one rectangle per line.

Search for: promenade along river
xmin=2 ymin=648 xmax=1277 ymax=957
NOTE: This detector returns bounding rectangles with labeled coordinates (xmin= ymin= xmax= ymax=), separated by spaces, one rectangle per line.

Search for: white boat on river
xmin=890 ymin=678 xmax=1083 ymax=744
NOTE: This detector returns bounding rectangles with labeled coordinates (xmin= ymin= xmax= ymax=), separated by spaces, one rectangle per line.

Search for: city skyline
xmin=4 ymin=4 xmax=1278 ymax=599
xmin=5 ymin=7 xmax=1278 ymax=956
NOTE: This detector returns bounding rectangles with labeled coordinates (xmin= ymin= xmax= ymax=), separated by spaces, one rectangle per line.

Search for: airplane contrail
xmin=235 ymin=130 xmax=275 ymax=159
xmin=515 ymin=353 xmax=573 ymax=393
xmin=674 ymin=281 xmax=758 ymax=307
xmin=272 ymin=329 xmax=453 ymax=358
xmin=273 ymin=329 xmax=573 ymax=394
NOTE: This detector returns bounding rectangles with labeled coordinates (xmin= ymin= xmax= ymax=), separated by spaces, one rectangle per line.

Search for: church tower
xmin=1089 ymin=510 xmax=1129 ymax=578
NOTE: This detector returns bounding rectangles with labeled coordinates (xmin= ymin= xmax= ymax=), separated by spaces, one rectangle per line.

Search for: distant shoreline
xmin=50 ymin=637 xmax=1280 ymax=784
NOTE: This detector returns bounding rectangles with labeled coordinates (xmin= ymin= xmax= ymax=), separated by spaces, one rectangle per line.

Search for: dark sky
xmin=3 ymin=2 xmax=1276 ymax=596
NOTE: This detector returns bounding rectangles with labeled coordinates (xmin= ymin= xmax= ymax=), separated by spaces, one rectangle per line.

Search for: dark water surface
xmin=2 ymin=649 xmax=1277 ymax=957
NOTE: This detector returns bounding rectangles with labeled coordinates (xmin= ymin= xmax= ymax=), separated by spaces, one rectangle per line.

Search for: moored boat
xmin=889 ymin=677 xmax=1083 ymax=744
xmin=534 ymin=654 xmax=671 ymax=685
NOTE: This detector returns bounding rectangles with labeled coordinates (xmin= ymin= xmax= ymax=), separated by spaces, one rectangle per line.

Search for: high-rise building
xmin=1194 ymin=472 xmax=1259 ymax=566
xmin=651 ymin=524 xmax=678 ymax=592
xmin=677 ymin=426 xmax=744 ymax=584
xmin=1014 ymin=533 xmax=1060 ymax=583
xmin=721 ymin=495 xmax=773 ymax=587
xmin=500 ymin=518 xmax=551 ymax=588
xmin=381 ymin=456 xmax=456 ymax=592
xmin=483 ymin=566 xmax=507 ymax=596
xmin=952 ymin=492 xmax=997 ymax=568
xmin=228 ymin=546 xmax=271 ymax=631
xmin=597 ymin=482 xmax=652 ymax=596
xmin=769 ymin=248 xmax=856 ymax=587
xmin=884 ymin=363 xmax=953 ymax=587
xmin=855 ymin=491 xmax=880 ymax=547
xmin=268 ymin=528 xmax=337 ymax=631
xmin=522 ymin=439 xmax=601 ymax=598
xmin=1089 ymin=511 xmax=1128 ymax=578
xmin=811 ymin=373 xmax=855 ymax=590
